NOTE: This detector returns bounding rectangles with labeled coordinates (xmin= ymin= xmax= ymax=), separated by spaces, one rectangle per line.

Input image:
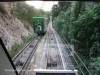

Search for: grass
xmin=8 ymin=34 xmax=37 ymax=58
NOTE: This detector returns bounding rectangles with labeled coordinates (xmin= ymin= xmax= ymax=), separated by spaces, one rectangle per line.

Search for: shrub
xmin=9 ymin=34 xmax=36 ymax=58
xmin=72 ymin=4 xmax=100 ymax=57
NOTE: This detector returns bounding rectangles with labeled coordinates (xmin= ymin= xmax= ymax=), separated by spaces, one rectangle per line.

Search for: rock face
xmin=0 ymin=2 xmax=33 ymax=51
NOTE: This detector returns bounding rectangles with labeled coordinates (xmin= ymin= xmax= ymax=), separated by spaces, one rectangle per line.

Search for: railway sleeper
xmin=47 ymin=63 xmax=57 ymax=67
xmin=15 ymin=60 xmax=24 ymax=66
xmin=30 ymin=44 xmax=34 ymax=47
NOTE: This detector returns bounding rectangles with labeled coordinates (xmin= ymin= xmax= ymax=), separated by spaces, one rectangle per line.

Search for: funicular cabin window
xmin=35 ymin=22 xmax=42 ymax=25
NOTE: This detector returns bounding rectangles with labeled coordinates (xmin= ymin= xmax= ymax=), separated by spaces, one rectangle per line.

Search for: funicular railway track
xmin=45 ymin=23 xmax=73 ymax=70
xmin=34 ymin=24 xmax=78 ymax=75
xmin=30 ymin=16 xmax=78 ymax=75
xmin=53 ymin=29 xmax=75 ymax=70
xmin=46 ymin=28 xmax=63 ymax=70
xmin=12 ymin=36 xmax=42 ymax=75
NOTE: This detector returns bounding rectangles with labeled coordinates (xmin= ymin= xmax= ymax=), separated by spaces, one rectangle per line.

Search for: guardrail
xmin=57 ymin=31 xmax=91 ymax=75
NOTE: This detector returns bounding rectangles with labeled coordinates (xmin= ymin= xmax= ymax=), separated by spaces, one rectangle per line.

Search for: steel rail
xmin=12 ymin=35 xmax=42 ymax=75
xmin=19 ymin=36 xmax=41 ymax=75
xmin=46 ymin=30 xmax=50 ymax=69
xmin=12 ymin=35 xmax=38 ymax=61
xmin=58 ymin=32 xmax=91 ymax=75
xmin=64 ymin=41 xmax=84 ymax=74
xmin=19 ymin=36 xmax=42 ymax=75
xmin=51 ymin=28 xmax=66 ymax=70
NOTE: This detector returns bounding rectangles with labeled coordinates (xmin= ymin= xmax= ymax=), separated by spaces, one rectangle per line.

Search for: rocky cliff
xmin=0 ymin=2 xmax=33 ymax=51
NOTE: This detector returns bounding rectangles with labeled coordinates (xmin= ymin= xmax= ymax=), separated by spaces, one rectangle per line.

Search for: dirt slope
xmin=0 ymin=2 xmax=33 ymax=51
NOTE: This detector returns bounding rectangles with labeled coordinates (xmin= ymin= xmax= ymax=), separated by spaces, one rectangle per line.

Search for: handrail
xmin=54 ymin=30 xmax=84 ymax=75
xmin=52 ymin=28 xmax=66 ymax=70
xmin=56 ymin=31 xmax=91 ymax=75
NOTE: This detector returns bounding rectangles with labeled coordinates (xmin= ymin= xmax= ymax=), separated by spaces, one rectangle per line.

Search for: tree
xmin=58 ymin=1 xmax=71 ymax=11
xmin=70 ymin=1 xmax=82 ymax=39
xmin=52 ymin=4 xmax=59 ymax=21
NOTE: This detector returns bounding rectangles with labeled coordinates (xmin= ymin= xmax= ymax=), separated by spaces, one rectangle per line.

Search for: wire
xmin=39 ymin=1 xmax=45 ymax=9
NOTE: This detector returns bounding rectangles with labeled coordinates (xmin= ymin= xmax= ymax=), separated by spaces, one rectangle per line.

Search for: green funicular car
xmin=32 ymin=17 xmax=47 ymax=35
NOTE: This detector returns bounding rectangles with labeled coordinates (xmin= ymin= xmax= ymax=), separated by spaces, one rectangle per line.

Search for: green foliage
xmin=12 ymin=2 xmax=49 ymax=27
xmin=52 ymin=1 xmax=100 ymax=74
xmin=53 ymin=10 xmax=71 ymax=42
xmin=9 ymin=43 xmax=20 ymax=58
xmin=71 ymin=2 xmax=100 ymax=75
xmin=13 ymin=2 xmax=33 ymax=24
xmin=94 ymin=57 xmax=100 ymax=75
xmin=8 ymin=2 xmax=50 ymax=58
xmin=70 ymin=1 xmax=82 ymax=21
xmin=58 ymin=1 xmax=71 ymax=11
xmin=89 ymin=57 xmax=100 ymax=75
xmin=8 ymin=34 xmax=36 ymax=58
xmin=52 ymin=4 xmax=59 ymax=21
xmin=52 ymin=1 xmax=72 ymax=21
xmin=72 ymin=4 xmax=100 ymax=57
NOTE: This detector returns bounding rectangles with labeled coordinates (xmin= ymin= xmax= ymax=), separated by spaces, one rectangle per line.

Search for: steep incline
xmin=0 ymin=2 xmax=33 ymax=51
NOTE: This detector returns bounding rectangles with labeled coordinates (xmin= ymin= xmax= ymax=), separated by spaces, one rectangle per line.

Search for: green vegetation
xmin=8 ymin=34 xmax=36 ymax=58
xmin=52 ymin=1 xmax=100 ymax=75
xmin=8 ymin=2 xmax=51 ymax=58
xmin=10 ymin=2 xmax=50 ymax=28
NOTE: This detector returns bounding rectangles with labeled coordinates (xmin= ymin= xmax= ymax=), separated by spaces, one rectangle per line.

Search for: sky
xmin=26 ymin=1 xmax=58 ymax=11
